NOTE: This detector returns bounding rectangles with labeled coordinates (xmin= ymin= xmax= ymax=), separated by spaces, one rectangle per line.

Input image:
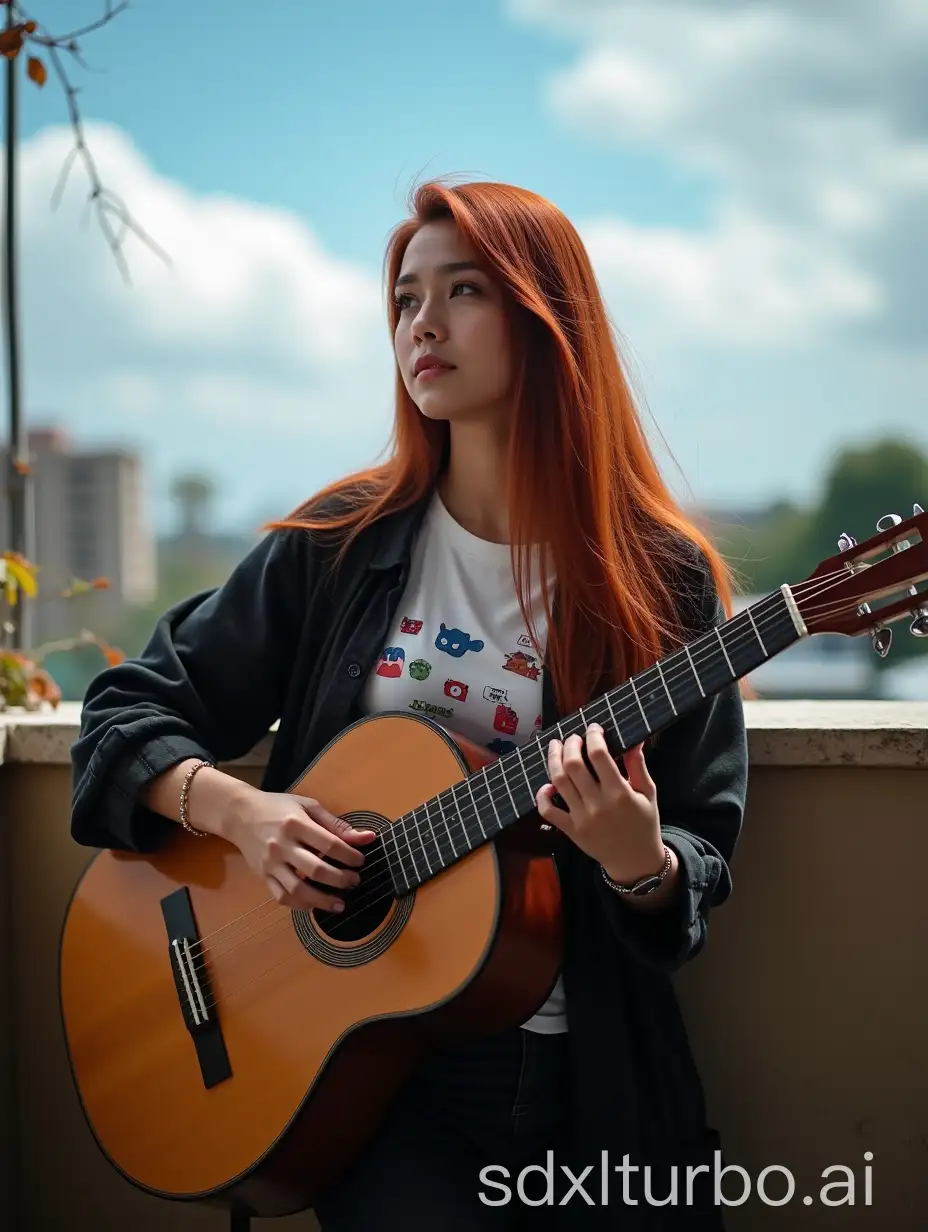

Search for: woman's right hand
xmin=222 ymin=785 xmax=377 ymax=913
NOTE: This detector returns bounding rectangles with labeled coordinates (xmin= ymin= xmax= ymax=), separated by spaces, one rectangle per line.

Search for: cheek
xmin=469 ymin=315 xmax=513 ymax=392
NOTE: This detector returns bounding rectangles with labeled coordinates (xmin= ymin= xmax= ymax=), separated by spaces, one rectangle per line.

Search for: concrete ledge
xmin=2 ymin=699 xmax=928 ymax=769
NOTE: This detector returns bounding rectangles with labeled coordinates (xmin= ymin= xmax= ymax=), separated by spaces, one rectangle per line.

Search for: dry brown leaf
xmin=27 ymin=55 xmax=46 ymax=87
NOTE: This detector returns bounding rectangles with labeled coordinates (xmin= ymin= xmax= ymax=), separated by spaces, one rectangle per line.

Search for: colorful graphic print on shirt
xmin=369 ymin=616 xmax=542 ymax=755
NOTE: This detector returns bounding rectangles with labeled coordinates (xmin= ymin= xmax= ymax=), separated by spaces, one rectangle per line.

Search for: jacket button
xmin=347 ymin=662 xmax=361 ymax=677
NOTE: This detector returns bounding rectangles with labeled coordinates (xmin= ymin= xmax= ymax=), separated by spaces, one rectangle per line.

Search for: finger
xmin=623 ymin=744 xmax=656 ymax=801
xmin=583 ymin=724 xmax=630 ymax=793
xmin=547 ymin=738 xmax=585 ymax=816
xmin=558 ymin=732 xmax=599 ymax=811
xmin=288 ymin=846 xmax=361 ymax=890
xmin=288 ymin=798 xmax=376 ymax=865
xmin=266 ymin=869 xmax=344 ymax=914
xmin=536 ymin=783 xmax=574 ymax=830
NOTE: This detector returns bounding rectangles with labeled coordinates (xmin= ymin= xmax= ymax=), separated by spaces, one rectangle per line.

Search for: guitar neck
xmin=382 ymin=585 xmax=804 ymax=894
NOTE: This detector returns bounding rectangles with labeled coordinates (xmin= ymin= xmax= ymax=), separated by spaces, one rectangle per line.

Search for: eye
xmin=393 ymin=293 xmax=414 ymax=311
xmin=450 ymin=281 xmax=480 ymax=297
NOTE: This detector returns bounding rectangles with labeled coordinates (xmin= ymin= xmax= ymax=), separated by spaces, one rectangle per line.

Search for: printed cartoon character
xmin=534 ymin=714 xmax=542 ymax=729
xmin=400 ymin=617 xmax=423 ymax=635
xmin=444 ymin=679 xmax=469 ymax=701
xmin=486 ymin=738 xmax=517 ymax=755
xmin=502 ymin=651 xmax=540 ymax=681
xmin=375 ymin=646 xmax=405 ymax=678
xmin=435 ymin=623 xmax=484 ymax=659
xmin=494 ymin=704 xmax=519 ymax=736
xmin=408 ymin=658 xmax=431 ymax=681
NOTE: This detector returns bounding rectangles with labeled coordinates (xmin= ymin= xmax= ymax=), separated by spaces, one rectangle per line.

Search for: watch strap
xmin=600 ymin=844 xmax=672 ymax=896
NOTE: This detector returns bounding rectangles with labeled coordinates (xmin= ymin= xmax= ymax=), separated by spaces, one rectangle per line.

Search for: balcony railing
xmin=2 ymin=699 xmax=926 ymax=1231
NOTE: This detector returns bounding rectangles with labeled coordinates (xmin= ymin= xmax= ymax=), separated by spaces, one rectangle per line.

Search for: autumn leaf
xmin=98 ymin=638 xmax=126 ymax=667
xmin=0 ymin=20 xmax=31 ymax=58
xmin=2 ymin=551 xmax=38 ymax=597
xmin=27 ymin=55 xmax=45 ymax=87
xmin=0 ymin=27 xmax=22 ymax=58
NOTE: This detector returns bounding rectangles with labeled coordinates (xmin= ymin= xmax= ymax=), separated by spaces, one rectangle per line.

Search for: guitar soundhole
xmin=291 ymin=812 xmax=414 ymax=968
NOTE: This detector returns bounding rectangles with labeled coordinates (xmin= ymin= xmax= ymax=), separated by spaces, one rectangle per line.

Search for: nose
xmin=411 ymin=293 xmax=448 ymax=345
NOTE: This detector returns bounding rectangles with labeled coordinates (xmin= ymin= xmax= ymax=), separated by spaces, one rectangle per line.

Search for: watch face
xmin=632 ymin=876 xmax=660 ymax=896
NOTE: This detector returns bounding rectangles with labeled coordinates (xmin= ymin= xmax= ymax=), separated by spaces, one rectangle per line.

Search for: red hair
xmin=270 ymin=179 xmax=734 ymax=715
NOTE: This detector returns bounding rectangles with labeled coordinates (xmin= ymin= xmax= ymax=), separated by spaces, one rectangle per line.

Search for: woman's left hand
xmin=535 ymin=722 xmax=672 ymax=890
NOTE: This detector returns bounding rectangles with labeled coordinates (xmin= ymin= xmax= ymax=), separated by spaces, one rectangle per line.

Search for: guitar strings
xmin=186 ymin=561 xmax=913 ymax=1007
xmin=189 ymin=561 xmax=899 ymax=975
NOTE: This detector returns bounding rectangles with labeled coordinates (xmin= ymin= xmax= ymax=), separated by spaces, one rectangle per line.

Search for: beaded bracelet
xmin=179 ymin=759 xmax=214 ymax=837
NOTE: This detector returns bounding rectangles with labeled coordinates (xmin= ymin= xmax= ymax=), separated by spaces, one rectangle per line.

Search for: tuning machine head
xmin=870 ymin=626 xmax=893 ymax=657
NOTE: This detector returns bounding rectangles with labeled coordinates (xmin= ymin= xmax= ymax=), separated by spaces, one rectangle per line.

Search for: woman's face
xmin=393 ymin=219 xmax=514 ymax=428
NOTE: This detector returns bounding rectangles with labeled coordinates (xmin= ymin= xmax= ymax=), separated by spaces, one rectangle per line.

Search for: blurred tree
xmin=722 ymin=436 xmax=928 ymax=672
xmin=803 ymin=439 xmax=928 ymax=570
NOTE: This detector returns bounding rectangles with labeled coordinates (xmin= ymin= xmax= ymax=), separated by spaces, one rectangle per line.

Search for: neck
xmin=379 ymin=585 xmax=804 ymax=895
xmin=438 ymin=419 xmax=511 ymax=543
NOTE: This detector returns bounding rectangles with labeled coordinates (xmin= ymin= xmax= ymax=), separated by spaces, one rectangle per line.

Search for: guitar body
xmin=59 ymin=711 xmax=563 ymax=1218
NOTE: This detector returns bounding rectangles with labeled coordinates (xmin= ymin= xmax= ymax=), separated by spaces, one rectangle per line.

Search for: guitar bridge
xmin=161 ymin=885 xmax=232 ymax=1089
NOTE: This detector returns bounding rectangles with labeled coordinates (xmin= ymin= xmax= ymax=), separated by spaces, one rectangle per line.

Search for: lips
xmin=414 ymin=355 xmax=456 ymax=376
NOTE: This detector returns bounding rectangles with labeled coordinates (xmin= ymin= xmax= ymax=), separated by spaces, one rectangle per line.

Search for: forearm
xmin=140 ymin=759 xmax=256 ymax=840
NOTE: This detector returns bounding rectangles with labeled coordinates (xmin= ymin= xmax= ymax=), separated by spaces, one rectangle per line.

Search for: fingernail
xmin=332 ymin=900 xmax=344 ymax=912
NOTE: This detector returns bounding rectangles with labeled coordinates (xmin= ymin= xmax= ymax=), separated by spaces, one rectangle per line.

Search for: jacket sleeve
xmin=595 ymin=566 xmax=749 ymax=973
xmin=69 ymin=526 xmax=312 ymax=854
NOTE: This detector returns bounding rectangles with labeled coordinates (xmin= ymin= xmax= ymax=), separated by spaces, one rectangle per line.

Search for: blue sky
xmin=11 ymin=0 xmax=928 ymax=535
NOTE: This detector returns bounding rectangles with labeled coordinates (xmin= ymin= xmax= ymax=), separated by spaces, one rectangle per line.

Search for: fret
xmin=627 ymin=676 xmax=648 ymax=729
xmin=684 ymin=643 xmax=705 ymax=697
xmin=423 ymin=799 xmax=455 ymax=867
xmin=415 ymin=805 xmax=440 ymax=874
xmin=746 ymin=606 xmax=768 ymax=658
xmin=460 ymin=778 xmax=487 ymax=842
xmin=655 ymin=660 xmax=677 ymax=716
xmin=631 ymin=664 xmax=678 ymax=731
xmin=714 ymin=625 xmax=735 ymax=676
xmin=602 ymin=691 xmax=625 ymax=743
xmin=384 ymin=824 xmax=414 ymax=895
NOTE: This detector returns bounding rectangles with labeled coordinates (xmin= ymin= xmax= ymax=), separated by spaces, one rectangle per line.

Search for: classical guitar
xmin=58 ymin=507 xmax=928 ymax=1218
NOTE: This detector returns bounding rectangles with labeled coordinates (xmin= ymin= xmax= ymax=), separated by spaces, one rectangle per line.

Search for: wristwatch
xmin=600 ymin=845 xmax=672 ymax=896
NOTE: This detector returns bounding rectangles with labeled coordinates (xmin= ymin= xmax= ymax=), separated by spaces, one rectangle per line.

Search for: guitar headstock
xmin=791 ymin=503 xmax=928 ymax=657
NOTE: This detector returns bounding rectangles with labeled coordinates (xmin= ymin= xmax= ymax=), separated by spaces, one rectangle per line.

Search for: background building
xmin=0 ymin=427 xmax=156 ymax=645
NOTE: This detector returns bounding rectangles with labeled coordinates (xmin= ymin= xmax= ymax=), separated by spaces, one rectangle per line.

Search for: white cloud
xmin=508 ymin=0 xmax=928 ymax=352
xmin=14 ymin=122 xmax=397 ymax=529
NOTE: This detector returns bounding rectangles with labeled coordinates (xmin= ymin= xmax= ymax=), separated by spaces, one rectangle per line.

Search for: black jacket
xmin=70 ymin=489 xmax=748 ymax=1229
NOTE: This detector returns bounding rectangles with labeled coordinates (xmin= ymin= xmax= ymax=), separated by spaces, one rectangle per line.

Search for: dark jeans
xmin=313 ymin=1025 xmax=569 ymax=1231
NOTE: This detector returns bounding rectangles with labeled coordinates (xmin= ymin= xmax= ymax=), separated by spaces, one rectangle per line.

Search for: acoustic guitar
xmin=58 ymin=507 xmax=928 ymax=1218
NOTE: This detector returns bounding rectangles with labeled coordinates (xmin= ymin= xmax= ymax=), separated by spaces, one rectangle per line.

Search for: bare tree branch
xmin=17 ymin=1 xmax=171 ymax=284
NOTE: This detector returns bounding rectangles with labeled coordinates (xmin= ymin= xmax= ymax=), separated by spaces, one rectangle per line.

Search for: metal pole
xmin=3 ymin=0 xmax=32 ymax=649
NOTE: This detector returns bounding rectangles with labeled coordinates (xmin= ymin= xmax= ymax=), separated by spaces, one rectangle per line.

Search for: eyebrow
xmin=394 ymin=260 xmax=483 ymax=288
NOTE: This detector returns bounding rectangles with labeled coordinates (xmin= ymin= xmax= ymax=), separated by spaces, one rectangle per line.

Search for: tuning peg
xmin=837 ymin=532 xmax=856 ymax=551
xmin=871 ymin=626 xmax=893 ymax=657
xmin=910 ymin=612 xmax=928 ymax=638
xmin=915 ymin=503 xmax=924 ymax=515
xmin=878 ymin=512 xmax=916 ymax=554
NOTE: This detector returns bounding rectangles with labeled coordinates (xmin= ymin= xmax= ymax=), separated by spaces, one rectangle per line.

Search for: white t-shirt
xmin=358 ymin=489 xmax=567 ymax=1034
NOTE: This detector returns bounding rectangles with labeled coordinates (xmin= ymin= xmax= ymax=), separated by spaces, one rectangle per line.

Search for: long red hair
xmin=270 ymin=179 xmax=734 ymax=716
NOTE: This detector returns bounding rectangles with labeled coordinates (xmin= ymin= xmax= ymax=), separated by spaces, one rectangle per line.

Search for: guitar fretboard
xmin=380 ymin=587 xmax=801 ymax=894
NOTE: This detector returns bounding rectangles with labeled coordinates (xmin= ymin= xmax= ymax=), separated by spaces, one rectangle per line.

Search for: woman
xmin=70 ymin=179 xmax=748 ymax=1230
